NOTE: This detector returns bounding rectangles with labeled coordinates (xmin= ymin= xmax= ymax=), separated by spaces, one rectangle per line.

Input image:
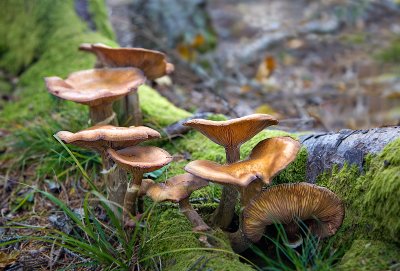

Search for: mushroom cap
xmin=79 ymin=43 xmax=174 ymax=80
xmin=242 ymin=182 xmax=345 ymax=243
xmin=185 ymin=136 xmax=300 ymax=187
xmin=183 ymin=114 xmax=278 ymax=148
xmin=146 ymin=173 xmax=208 ymax=203
xmin=107 ymin=146 xmax=172 ymax=173
xmin=45 ymin=68 xmax=145 ymax=106
xmin=56 ymin=125 xmax=160 ymax=151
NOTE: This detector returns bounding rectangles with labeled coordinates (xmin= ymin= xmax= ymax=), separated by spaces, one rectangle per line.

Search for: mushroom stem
xmin=89 ymin=103 xmax=118 ymax=125
xmin=284 ymin=222 xmax=303 ymax=248
xmin=125 ymin=92 xmax=142 ymax=126
xmin=212 ymin=146 xmax=240 ymax=229
xmin=240 ymin=179 xmax=264 ymax=207
xmin=106 ymin=166 xmax=128 ymax=212
xmin=179 ymin=198 xmax=211 ymax=232
xmin=100 ymin=152 xmax=128 ymax=218
xmin=227 ymin=228 xmax=252 ymax=253
xmin=124 ymin=171 xmax=143 ymax=216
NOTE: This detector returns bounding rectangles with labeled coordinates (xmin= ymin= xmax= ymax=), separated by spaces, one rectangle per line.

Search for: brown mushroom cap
xmin=107 ymin=146 xmax=172 ymax=173
xmin=242 ymin=182 xmax=345 ymax=243
xmin=146 ymin=173 xmax=208 ymax=203
xmin=183 ymin=114 xmax=278 ymax=149
xmin=79 ymin=43 xmax=174 ymax=80
xmin=56 ymin=125 xmax=160 ymax=151
xmin=45 ymin=68 xmax=145 ymax=106
xmin=185 ymin=137 xmax=300 ymax=187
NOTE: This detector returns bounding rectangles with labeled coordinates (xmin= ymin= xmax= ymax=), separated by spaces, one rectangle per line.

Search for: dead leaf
xmin=240 ymin=85 xmax=252 ymax=93
xmin=287 ymin=39 xmax=304 ymax=49
xmin=0 ymin=251 xmax=19 ymax=268
xmin=256 ymin=56 xmax=276 ymax=82
xmin=255 ymin=104 xmax=281 ymax=118
xmin=192 ymin=34 xmax=206 ymax=49
xmin=177 ymin=44 xmax=195 ymax=61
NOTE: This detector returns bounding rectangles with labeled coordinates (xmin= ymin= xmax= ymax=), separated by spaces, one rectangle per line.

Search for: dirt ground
xmin=107 ymin=0 xmax=400 ymax=132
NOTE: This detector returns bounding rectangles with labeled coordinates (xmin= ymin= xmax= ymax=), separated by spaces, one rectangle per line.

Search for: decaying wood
xmin=301 ymin=126 xmax=400 ymax=182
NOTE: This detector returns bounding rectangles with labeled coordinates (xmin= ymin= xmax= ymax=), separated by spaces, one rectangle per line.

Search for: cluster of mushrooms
xmin=45 ymin=43 xmax=345 ymax=253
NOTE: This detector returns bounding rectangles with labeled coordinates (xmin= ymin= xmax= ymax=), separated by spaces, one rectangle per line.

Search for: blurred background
xmin=106 ymin=0 xmax=400 ymax=132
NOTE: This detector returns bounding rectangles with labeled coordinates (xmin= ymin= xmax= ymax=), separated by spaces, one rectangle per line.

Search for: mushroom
xmin=183 ymin=114 xmax=278 ymax=229
xmin=56 ymin=125 xmax=160 ymax=211
xmin=185 ymin=137 xmax=300 ymax=207
xmin=45 ymin=68 xmax=145 ymax=125
xmin=145 ymin=173 xmax=210 ymax=232
xmin=107 ymin=146 xmax=172 ymax=216
xmin=79 ymin=43 xmax=174 ymax=125
xmin=242 ymin=182 xmax=345 ymax=249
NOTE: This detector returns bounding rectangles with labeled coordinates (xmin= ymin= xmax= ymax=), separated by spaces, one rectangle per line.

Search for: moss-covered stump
xmin=336 ymin=240 xmax=400 ymax=271
xmin=142 ymin=208 xmax=254 ymax=271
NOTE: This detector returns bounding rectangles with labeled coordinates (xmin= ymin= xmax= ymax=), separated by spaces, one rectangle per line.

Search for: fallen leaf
xmin=177 ymin=44 xmax=195 ymax=61
xmin=287 ymin=39 xmax=304 ymax=49
xmin=255 ymin=104 xmax=281 ymax=118
xmin=0 ymin=251 xmax=19 ymax=268
xmin=192 ymin=34 xmax=206 ymax=49
xmin=240 ymin=85 xmax=252 ymax=93
xmin=256 ymin=56 xmax=276 ymax=82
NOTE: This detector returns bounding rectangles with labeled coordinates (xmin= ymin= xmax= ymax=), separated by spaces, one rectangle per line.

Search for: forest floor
xmin=107 ymin=0 xmax=400 ymax=132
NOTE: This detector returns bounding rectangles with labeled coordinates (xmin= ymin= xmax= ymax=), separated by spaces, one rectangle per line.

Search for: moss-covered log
xmin=301 ymin=127 xmax=400 ymax=182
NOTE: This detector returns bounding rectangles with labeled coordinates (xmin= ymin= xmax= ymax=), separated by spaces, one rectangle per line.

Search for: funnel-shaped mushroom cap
xmin=107 ymin=146 xmax=172 ymax=173
xmin=243 ymin=182 xmax=345 ymax=243
xmin=185 ymin=137 xmax=300 ymax=187
xmin=183 ymin=114 xmax=278 ymax=149
xmin=146 ymin=173 xmax=208 ymax=203
xmin=79 ymin=43 xmax=174 ymax=80
xmin=56 ymin=125 xmax=160 ymax=151
xmin=45 ymin=68 xmax=145 ymax=106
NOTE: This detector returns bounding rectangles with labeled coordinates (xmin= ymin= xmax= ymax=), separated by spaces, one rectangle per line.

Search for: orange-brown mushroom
xmin=56 ymin=125 xmax=161 ymax=212
xmin=183 ymin=114 xmax=278 ymax=229
xmin=45 ymin=68 xmax=145 ymax=125
xmin=79 ymin=43 xmax=174 ymax=125
xmin=146 ymin=173 xmax=210 ymax=231
xmin=57 ymin=125 xmax=160 ymax=152
xmin=184 ymin=114 xmax=278 ymax=163
xmin=243 ymin=182 xmax=345 ymax=245
xmin=185 ymin=137 xmax=301 ymax=206
xmin=79 ymin=43 xmax=174 ymax=80
xmin=107 ymin=146 xmax=172 ymax=216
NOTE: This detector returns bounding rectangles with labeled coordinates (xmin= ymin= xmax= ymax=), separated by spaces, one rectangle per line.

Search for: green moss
xmin=142 ymin=208 xmax=254 ymax=271
xmin=378 ymin=39 xmax=400 ymax=63
xmin=139 ymin=85 xmax=192 ymax=127
xmin=88 ymin=0 xmax=115 ymax=40
xmin=336 ymin=240 xmax=400 ymax=271
xmin=0 ymin=1 xmax=48 ymax=74
xmin=318 ymin=138 xmax=400 ymax=248
xmin=0 ymin=0 xmax=117 ymax=128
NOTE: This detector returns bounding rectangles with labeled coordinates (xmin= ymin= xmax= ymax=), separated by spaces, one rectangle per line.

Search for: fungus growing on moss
xmin=45 ymin=68 xmax=145 ymax=125
xmin=184 ymin=114 xmax=278 ymax=229
xmin=56 ymin=125 xmax=160 ymax=212
xmin=107 ymin=146 xmax=172 ymax=216
xmin=243 ymin=182 xmax=344 ymax=246
xmin=79 ymin=43 xmax=174 ymax=125
xmin=146 ymin=173 xmax=210 ymax=232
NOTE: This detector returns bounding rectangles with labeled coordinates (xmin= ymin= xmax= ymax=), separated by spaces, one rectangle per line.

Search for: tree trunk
xmin=300 ymin=126 xmax=400 ymax=182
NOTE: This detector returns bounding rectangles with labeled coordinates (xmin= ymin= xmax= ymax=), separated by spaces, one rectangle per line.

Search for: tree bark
xmin=300 ymin=126 xmax=400 ymax=183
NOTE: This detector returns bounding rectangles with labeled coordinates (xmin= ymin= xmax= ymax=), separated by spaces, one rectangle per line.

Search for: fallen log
xmin=300 ymin=126 xmax=400 ymax=182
